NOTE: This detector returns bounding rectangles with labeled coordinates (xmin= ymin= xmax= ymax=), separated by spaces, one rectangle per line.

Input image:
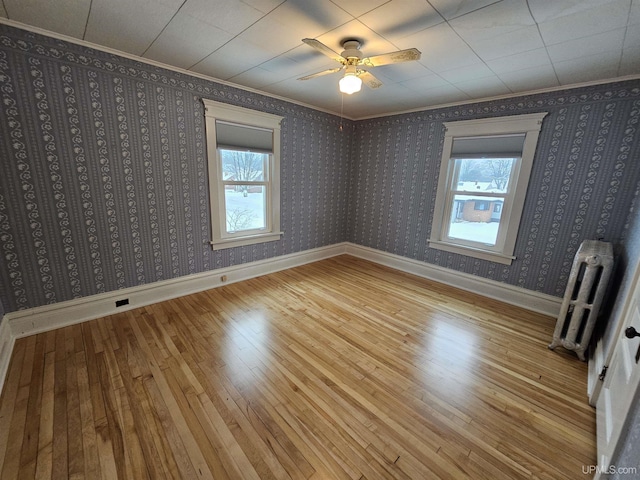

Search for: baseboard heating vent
xmin=549 ymin=240 xmax=613 ymax=361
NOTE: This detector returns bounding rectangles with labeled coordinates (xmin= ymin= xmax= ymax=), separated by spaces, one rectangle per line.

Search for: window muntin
xmin=203 ymin=99 xmax=283 ymax=250
xmin=429 ymin=113 xmax=547 ymax=265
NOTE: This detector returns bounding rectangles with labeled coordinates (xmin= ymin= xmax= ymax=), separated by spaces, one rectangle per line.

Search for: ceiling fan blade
xmin=359 ymin=71 xmax=383 ymax=89
xmin=302 ymin=38 xmax=346 ymax=64
xmin=297 ymin=67 xmax=344 ymax=81
xmin=360 ymin=48 xmax=421 ymax=67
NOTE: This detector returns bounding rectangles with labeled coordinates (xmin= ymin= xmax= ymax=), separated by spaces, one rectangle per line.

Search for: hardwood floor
xmin=0 ymin=255 xmax=595 ymax=479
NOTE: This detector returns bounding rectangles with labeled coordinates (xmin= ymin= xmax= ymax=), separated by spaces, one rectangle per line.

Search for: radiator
xmin=549 ymin=240 xmax=614 ymax=361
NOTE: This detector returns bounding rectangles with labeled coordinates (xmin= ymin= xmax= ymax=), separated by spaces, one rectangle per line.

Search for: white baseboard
xmin=0 ymin=319 xmax=14 ymax=396
xmin=6 ymin=243 xmax=349 ymax=340
xmin=344 ymin=244 xmax=562 ymax=317
xmin=0 ymin=241 xmax=563 ymax=394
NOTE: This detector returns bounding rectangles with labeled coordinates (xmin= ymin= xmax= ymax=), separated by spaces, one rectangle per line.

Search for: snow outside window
xmin=429 ymin=113 xmax=547 ymax=265
xmin=203 ymin=99 xmax=283 ymax=250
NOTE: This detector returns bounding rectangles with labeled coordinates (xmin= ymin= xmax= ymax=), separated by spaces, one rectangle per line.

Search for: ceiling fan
xmin=298 ymin=38 xmax=421 ymax=94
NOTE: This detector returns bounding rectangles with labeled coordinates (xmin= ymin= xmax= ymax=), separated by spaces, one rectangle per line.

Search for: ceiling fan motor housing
xmin=341 ymin=40 xmax=362 ymax=63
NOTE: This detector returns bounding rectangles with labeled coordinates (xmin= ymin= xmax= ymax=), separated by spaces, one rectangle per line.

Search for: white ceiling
xmin=1 ymin=0 xmax=639 ymax=118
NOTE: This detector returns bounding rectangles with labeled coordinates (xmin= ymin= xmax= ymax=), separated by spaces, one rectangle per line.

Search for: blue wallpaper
xmin=0 ymin=22 xmax=640 ymax=315
xmin=0 ymin=24 xmax=352 ymax=312
xmin=349 ymin=85 xmax=640 ymax=297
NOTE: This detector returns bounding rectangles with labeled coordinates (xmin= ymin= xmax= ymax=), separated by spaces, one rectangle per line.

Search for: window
xmin=203 ymin=99 xmax=283 ymax=250
xmin=429 ymin=112 xmax=547 ymax=265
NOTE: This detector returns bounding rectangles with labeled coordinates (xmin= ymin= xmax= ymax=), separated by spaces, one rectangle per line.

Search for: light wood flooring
xmin=0 ymin=255 xmax=596 ymax=479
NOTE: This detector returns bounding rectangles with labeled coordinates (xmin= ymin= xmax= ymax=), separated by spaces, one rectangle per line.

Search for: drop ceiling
xmin=1 ymin=0 xmax=639 ymax=119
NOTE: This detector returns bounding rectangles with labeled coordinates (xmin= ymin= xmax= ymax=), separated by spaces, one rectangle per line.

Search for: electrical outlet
xmin=115 ymin=298 xmax=129 ymax=308
xmin=221 ymin=275 xmax=227 ymax=282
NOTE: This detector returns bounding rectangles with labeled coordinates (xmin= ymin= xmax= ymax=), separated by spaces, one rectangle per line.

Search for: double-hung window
xmin=203 ymin=99 xmax=283 ymax=250
xmin=429 ymin=113 xmax=547 ymax=265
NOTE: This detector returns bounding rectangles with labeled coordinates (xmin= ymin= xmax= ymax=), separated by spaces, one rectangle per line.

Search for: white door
xmin=596 ymin=266 xmax=640 ymax=476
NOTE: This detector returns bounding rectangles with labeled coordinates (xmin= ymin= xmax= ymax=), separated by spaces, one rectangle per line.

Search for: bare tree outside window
xmin=226 ymin=208 xmax=256 ymax=232
xmin=483 ymin=158 xmax=513 ymax=191
xmin=222 ymin=150 xmax=265 ymax=182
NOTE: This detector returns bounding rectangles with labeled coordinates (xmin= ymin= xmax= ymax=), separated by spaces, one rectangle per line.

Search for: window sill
xmin=428 ymin=239 xmax=515 ymax=265
xmin=210 ymin=231 xmax=284 ymax=250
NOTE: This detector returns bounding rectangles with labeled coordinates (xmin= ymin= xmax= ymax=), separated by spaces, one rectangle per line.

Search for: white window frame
xmin=429 ymin=112 xmax=547 ymax=265
xmin=203 ymin=99 xmax=283 ymax=250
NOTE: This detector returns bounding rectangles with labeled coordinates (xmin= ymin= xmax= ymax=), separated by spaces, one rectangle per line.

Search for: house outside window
xmin=429 ymin=112 xmax=547 ymax=265
xmin=203 ymin=99 xmax=283 ymax=250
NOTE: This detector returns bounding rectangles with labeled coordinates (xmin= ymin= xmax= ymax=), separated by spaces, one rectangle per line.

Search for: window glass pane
xmin=453 ymin=157 xmax=516 ymax=194
xmin=447 ymin=194 xmax=504 ymax=246
xmin=225 ymin=185 xmax=266 ymax=233
xmin=220 ymin=149 xmax=268 ymax=181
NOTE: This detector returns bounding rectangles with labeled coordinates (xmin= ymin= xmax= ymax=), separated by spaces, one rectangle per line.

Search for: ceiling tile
xmin=528 ymin=0 xmax=624 ymax=23
xmin=189 ymin=36 xmax=276 ymax=79
xmin=238 ymin=0 xmax=284 ymax=14
xmin=358 ymin=0 xmax=444 ymax=43
xmin=396 ymin=22 xmax=483 ymax=73
xmin=439 ymin=63 xmax=495 ymax=84
xmin=485 ymin=48 xmax=551 ymax=74
xmin=497 ymin=64 xmax=559 ymax=92
xmin=469 ymin=25 xmax=544 ymax=61
xmin=553 ymin=53 xmax=621 ymax=84
xmin=400 ymin=73 xmax=450 ymax=91
xmin=547 ymin=28 xmax=625 ymax=63
xmin=426 ymin=0 xmax=502 ymax=20
xmin=369 ymin=62 xmax=433 ymax=83
xmin=620 ymin=47 xmax=640 ymax=75
xmin=238 ymin=0 xmax=346 ymax=55
xmin=409 ymin=84 xmax=470 ymax=106
xmin=449 ymin=0 xmax=536 ymax=43
xmin=228 ymin=66 xmax=289 ymax=89
xmin=143 ymin=15 xmax=233 ymax=69
xmin=1 ymin=0 xmax=636 ymax=119
xmin=85 ymin=0 xmax=183 ymax=56
xmin=179 ymin=0 xmax=266 ymax=35
xmin=630 ymin=0 xmax=640 ymax=24
xmin=308 ymin=19 xmax=400 ymax=61
xmin=537 ymin=0 xmax=631 ymax=45
xmin=453 ymin=75 xmax=511 ymax=97
xmin=329 ymin=0 xmax=388 ymax=17
xmin=4 ymin=0 xmax=90 ymax=38
xmin=625 ymin=23 xmax=640 ymax=48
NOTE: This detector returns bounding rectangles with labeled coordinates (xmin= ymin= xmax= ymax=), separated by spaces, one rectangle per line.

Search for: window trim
xmin=429 ymin=112 xmax=547 ymax=265
xmin=203 ymin=99 xmax=283 ymax=250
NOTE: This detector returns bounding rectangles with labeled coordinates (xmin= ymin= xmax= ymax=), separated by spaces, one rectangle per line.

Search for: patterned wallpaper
xmin=0 ymin=24 xmax=353 ymax=313
xmin=349 ymin=83 xmax=640 ymax=297
xmin=1 ymin=22 xmax=640 ymax=316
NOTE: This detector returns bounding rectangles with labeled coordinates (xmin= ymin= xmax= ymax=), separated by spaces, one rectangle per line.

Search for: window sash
xmin=441 ymin=155 xmax=520 ymax=252
xmin=428 ymin=112 xmax=548 ymax=265
xmin=203 ymin=98 xmax=283 ymax=250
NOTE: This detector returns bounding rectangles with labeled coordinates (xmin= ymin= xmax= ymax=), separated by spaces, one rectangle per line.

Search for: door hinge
xmin=599 ymin=365 xmax=608 ymax=381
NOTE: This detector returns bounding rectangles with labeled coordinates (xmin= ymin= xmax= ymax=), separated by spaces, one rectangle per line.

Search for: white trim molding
xmin=344 ymin=244 xmax=562 ymax=317
xmin=0 ymin=242 xmax=563 ymax=394
xmin=0 ymin=319 xmax=14 ymax=397
xmin=6 ymin=243 xmax=348 ymax=339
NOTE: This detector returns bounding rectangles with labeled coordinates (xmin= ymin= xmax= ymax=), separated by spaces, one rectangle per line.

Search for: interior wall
xmin=348 ymin=83 xmax=640 ymax=297
xmin=0 ymin=24 xmax=353 ymax=313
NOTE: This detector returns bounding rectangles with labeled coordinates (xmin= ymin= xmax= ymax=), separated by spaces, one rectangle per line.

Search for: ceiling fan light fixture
xmin=339 ymin=74 xmax=362 ymax=94
xmin=339 ymin=65 xmax=362 ymax=94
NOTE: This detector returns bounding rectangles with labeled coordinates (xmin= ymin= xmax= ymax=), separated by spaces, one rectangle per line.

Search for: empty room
xmin=0 ymin=0 xmax=639 ymax=478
